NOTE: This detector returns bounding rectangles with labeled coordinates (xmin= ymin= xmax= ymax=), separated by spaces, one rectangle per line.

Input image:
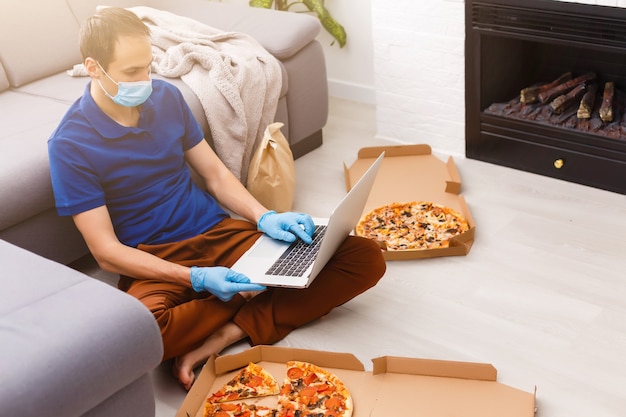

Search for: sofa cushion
xmin=0 ymin=240 xmax=163 ymax=416
xmin=0 ymin=91 xmax=71 ymax=230
xmin=0 ymin=0 xmax=81 ymax=87
xmin=0 ymin=208 xmax=88 ymax=266
xmin=15 ymin=72 xmax=90 ymax=104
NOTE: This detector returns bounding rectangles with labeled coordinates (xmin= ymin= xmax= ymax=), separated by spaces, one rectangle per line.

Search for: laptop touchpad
xmin=248 ymin=237 xmax=289 ymax=258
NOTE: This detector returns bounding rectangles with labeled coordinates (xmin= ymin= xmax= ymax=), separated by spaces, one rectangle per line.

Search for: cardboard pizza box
xmin=176 ymin=345 xmax=536 ymax=417
xmin=344 ymin=144 xmax=476 ymax=260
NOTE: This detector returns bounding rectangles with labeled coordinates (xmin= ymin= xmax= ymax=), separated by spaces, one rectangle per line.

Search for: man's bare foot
xmin=172 ymin=322 xmax=247 ymax=390
xmin=172 ymin=357 xmax=197 ymax=391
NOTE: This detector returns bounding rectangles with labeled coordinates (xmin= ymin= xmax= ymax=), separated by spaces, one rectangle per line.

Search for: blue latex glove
xmin=190 ymin=266 xmax=266 ymax=302
xmin=257 ymin=211 xmax=315 ymax=244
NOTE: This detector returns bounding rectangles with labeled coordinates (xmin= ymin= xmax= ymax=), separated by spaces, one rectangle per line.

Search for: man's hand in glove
xmin=257 ymin=210 xmax=315 ymax=244
xmin=190 ymin=266 xmax=266 ymax=302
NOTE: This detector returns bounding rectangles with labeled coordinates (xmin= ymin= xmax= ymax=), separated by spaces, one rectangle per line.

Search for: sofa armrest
xmin=0 ymin=240 xmax=163 ymax=416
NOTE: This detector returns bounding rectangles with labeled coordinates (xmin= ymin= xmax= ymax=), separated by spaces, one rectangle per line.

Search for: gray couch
xmin=0 ymin=1 xmax=328 ymax=416
xmin=0 ymin=0 xmax=328 ymax=265
xmin=0 ymin=239 xmax=164 ymax=417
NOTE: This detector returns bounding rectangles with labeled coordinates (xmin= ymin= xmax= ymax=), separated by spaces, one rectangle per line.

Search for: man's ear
xmin=84 ymin=57 xmax=99 ymax=78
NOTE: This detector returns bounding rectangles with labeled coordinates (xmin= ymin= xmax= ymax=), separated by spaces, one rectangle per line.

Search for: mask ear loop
xmin=94 ymin=61 xmax=121 ymax=101
xmin=96 ymin=61 xmax=118 ymax=85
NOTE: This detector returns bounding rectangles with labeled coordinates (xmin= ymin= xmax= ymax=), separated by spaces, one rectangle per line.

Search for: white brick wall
xmin=370 ymin=0 xmax=626 ymax=156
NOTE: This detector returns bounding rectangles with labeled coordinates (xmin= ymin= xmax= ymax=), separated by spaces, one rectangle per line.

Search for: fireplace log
xmin=550 ymin=83 xmax=587 ymax=114
xmin=538 ymin=72 xmax=597 ymax=104
xmin=577 ymin=83 xmax=598 ymax=119
xmin=520 ymin=72 xmax=572 ymax=104
xmin=599 ymin=81 xmax=614 ymax=123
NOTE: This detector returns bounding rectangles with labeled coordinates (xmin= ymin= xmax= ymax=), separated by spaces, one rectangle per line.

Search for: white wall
xmin=371 ymin=0 xmax=465 ymax=155
xmin=220 ymin=0 xmax=376 ymax=103
xmin=316 ymin=0 xmax=376 ymax=104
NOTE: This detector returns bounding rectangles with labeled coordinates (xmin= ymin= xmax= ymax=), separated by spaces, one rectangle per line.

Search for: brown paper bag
xmin=246 ymin=122 xmax=295 ymax=212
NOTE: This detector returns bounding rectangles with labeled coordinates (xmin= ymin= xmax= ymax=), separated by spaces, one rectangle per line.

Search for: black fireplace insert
xmin=465 ymin=0 xmax=626 ymax=194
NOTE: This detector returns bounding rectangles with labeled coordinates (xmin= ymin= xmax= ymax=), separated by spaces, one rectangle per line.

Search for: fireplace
xmin=465 ymin=0 xmax=626 ymax=194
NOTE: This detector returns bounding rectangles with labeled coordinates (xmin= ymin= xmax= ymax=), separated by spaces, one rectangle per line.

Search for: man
xmin=48 ymin=7 xmax=386 ymax=390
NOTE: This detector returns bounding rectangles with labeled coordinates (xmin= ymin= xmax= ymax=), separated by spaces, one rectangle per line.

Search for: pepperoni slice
xmin=303 ymin=372 xmax=319 ymax=385
xmin=226 ymin=392 xmax=241 ymax=401
xmin=316 ymin=382 xmax=332 ymax=392
xmin=287 ymin=366 xmax=304 ymax=379
xmin=246 ymin=375 xmax=263 ymax=387
xmin=325 ymin=396 xmax=344 ymax=410
xmin=280 ymin=384 xmax=292 ymax=395
xmin=219 ymin=403 xmax=239 ymax=411
xmin=299 ymin=386 xmax=317 ymax=399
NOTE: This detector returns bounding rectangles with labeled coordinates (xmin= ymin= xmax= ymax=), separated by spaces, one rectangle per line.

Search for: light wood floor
xmin=90 ymin=97 xmax=626 ymax=417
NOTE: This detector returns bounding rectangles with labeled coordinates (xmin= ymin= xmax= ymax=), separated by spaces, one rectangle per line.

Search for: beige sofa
xmin=0 ymin=0 xmax=328 ymax=265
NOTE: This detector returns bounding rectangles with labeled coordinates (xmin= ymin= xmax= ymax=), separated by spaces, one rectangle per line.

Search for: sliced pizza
xmin=204 ymin=361 xmax=352 ymax=417
xmin=206 ymin=362 xmax=280 ymax=403
xmin=278 ymin=361 xmax=353 ymax=417
xmin=204 ymin=402 xmax=278 ymax=417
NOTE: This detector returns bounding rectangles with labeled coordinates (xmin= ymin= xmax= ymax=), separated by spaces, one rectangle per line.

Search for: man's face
xmin=99 ymin=35 xmax=153 ymax=95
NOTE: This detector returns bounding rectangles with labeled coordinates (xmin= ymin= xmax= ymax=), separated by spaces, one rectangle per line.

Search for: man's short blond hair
xmin=79 ymin=7 xmax=151 ymax=70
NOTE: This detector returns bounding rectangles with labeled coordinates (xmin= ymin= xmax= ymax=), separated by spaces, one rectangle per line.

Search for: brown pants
xmin=119 ymin=218 xmax=386 ymax=360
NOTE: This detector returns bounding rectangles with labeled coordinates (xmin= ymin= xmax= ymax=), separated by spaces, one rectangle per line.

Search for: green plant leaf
xmin=249 ymin=0 xmax=273 ymax=8
xmin=302 ymin=0 xmax=346 ymax=47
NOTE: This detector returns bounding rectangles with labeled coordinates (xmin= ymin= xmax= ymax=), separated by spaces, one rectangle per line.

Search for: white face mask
xmin=96 ymin=62 xmax=152 ymax=107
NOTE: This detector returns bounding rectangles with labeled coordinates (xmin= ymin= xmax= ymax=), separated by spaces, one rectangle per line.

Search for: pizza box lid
xmin=343 ymin=144 xmax=476 ymax=260
xmin=176 ymin=346 xmax=536 ymax=417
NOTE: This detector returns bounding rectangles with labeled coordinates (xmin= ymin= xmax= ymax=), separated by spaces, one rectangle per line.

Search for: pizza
xmin=204 ymin=402 xmax=277 ymax=417
xmin=203 ymin=361 xmax=352 ymax=417
xmin=278 ymin=361 xmax=352 ymax=417
xmin=206 ymin=362 xmax=280 ymax=403
xmin=356 ymin=201 xmax=469 ymax=250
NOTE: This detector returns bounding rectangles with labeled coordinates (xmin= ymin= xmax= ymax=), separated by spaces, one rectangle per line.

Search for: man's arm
xmin=74 ymin=206 xmax=266 ymax=299
xmin=73 ymin=206 xmax=191 ymax=285
xmin=185 ymin=139 xmax=269 ymax=224
xmin=186 ymin=139 xmax=315 ymax=244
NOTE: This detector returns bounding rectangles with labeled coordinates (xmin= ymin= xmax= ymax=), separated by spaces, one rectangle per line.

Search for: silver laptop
xmin=232 ymin=152 xmax=384 ymax=288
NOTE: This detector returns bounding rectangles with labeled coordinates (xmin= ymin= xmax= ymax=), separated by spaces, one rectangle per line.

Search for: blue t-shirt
xmin=48 ymin=79 xmax=228 ymax=247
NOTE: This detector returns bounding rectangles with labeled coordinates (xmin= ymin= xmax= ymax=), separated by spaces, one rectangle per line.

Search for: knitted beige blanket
xmin=128 ymin=6 xmax=282 ymax=182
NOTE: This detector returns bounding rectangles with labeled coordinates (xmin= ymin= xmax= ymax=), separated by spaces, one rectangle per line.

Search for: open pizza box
xmin=176 ymin=345 xmax=536 ymax=417
xmin=344 ymin=144 xmax=476 ymax=260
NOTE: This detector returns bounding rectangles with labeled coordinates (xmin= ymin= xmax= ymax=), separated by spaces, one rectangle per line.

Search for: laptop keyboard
xmin=265 ymin=225 xmax=327 ymax=277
